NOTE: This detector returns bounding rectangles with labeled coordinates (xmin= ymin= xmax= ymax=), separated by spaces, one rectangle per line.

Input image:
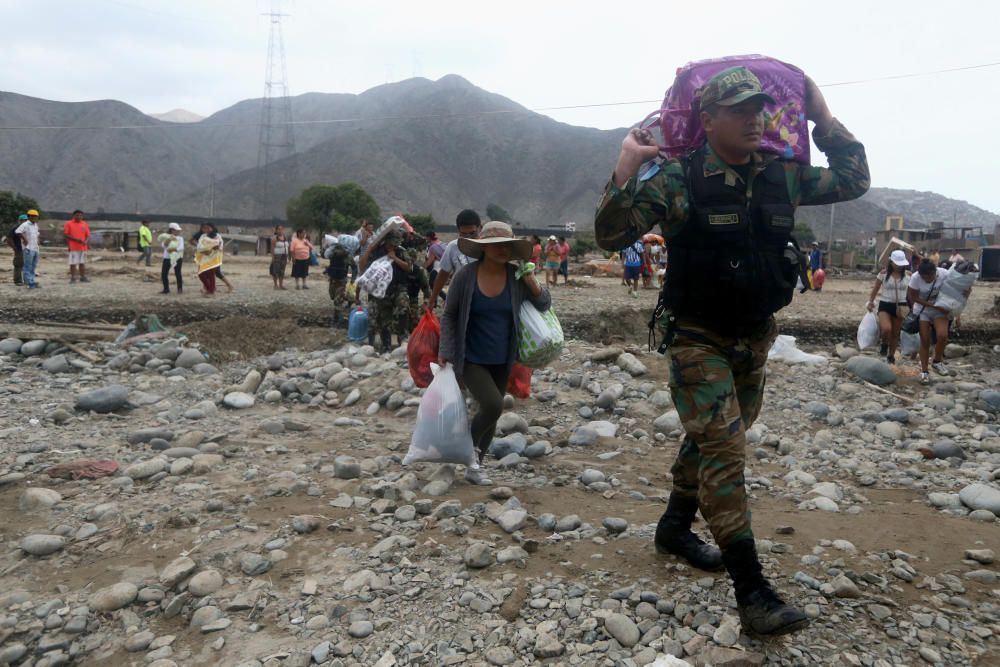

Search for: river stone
xmin=223 ymin=392 xmax=255 ymax=409
xmin=959 ymin=483 xmax=1000 ymax=515
xmin=127 ymin=428 xmax=175 ymax=445
xmin=124 ymin=458 xmax=167 ymax=480
xmin=174 ymin=348 xmax=207 ymax=369
xmin=616 ymin=352 xmax=647 ymax=376
xmin=496 ymin=412 xmax=529 ymax=435
xmin=603 ymin=517 xmax=628 ymax=534
xmin=845 ymin=356 xmax=896 ymax=386
xmin=654 ymin=410 xmax=683 ymax=434
xmin=42 ymin=354 xmax=71 ymax=373
xmin=497 ymin=509 xmax=528 ymax=533
xmin=650 ymin=390 xmax=673 ymax=408
xmin=160 ymin=556 xmax=197 ymax=587
xmin=188 ymin=570 xmax=224 ymax=596
xmin=876 ymin=421 xmax=904 ymax=440
xmin=190 ymin=605 xmax=223 ymax=628
xmin=604 ymin=613 xmax=640 ymax=647
xmin=19 ymin=488 xmax=62 ymax=511
xmin=90 ymin=582 xmax=138 ymax=611
xmin=0 ymin=338 xmax=23 ymax=354
xmin=464 ymin=543 xmax=494 ymax=569
xmin=931 ymin=440 xmax=965 ymax=460
xmin=20 ymin=339 xmax=47 ymax=356
xmin=76 ymin=384 xmax=129 ymax=413
xmin=20 ymin=534 xmax=66 ymax=556
xmin=979 ymin=390 xmax=1000 ymax=414
xmin=240 ymin=553 xmax=272 ymax=576
xmin=334 ymin=456 xmax=361 ymax=479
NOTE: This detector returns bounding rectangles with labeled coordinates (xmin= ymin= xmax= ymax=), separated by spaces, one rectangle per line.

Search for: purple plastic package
xmin=644 ymin=55 xmax=809 ymax=164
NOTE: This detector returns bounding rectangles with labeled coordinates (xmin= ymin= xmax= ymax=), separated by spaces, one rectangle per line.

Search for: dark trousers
xmin=463 ymin=362 xmax=512 ymax=462
xmin=161 ymin=258 xmax=183 ymax=292
xmin=12 ymin=250 xmax=23 ymax=284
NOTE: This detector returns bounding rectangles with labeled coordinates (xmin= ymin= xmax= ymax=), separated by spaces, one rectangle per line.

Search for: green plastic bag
xmin=517 ymin=302 xmax=563 ymax=368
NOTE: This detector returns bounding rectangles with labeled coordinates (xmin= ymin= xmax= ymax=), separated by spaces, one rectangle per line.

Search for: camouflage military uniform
xmin=594 ymin=119 xmax=869 ymax=549
xmin=326 ymin=245 xmax=354 ymax=326
xmin=403 ymin=247 xmax=430 ymax=329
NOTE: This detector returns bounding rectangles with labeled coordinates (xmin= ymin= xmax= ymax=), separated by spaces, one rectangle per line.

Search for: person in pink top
xmin=63 ymin=210 xmax=91 ymax=283
xmin=290 ymin=228 xmax=314 ymax=290
xmin=557 ymin=236 xmax=571 ymax=284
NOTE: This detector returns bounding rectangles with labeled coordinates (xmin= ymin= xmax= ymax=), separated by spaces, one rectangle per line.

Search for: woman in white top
xmin=866 ymin=250 xmax=910 ymax=364
xmin=907 ymin=259 xmax=950 ymax=384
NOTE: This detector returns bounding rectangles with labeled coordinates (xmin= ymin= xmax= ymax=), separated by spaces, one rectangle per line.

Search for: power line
xmin=2 ymin=59 xmax=998 ymax=132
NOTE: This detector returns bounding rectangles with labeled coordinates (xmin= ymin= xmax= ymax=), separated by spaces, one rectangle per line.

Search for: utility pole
xmin=254 ymin=0 xmax=297 ymax=221
xmin=827 ymin=203 xmax=836 ymax=255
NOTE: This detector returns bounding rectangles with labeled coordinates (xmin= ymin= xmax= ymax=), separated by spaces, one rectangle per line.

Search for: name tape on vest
xmin=707 ymin=213 xmax=740 ymax=226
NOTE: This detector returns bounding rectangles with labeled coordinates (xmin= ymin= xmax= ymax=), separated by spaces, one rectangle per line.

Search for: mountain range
xmin=1 ymin=75 xmax=997 ymax=240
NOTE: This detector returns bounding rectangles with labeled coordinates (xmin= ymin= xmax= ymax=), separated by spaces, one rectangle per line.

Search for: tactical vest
xmin=328 ymin=246 xmax=349 ymax=281
xmin=663 ymin=147 xmax=800 ymax=332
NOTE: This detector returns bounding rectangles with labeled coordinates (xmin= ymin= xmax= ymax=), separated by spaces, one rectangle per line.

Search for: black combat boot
xmin=380 ymin=328 xmax=392 ymax=354
xmin=654 ymin=494 xmax=723 ymax=571
xmin=722 ymin=539 xmax=809 ymax=636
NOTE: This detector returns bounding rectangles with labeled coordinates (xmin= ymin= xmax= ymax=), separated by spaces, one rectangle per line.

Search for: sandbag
xmin=407 ymin=311 xmax=441 ymax=388
xmin=517 ymin=302 xmax=564 ymax=368
xmin=857 ymin=312 xmax=879 ymax=350
xmin=403 ymin=363 xmax=476 ymax=466
xmin=348 ymin=306 xmax=369 ymax=343
xmin=506 ymin=363 xmax=532 ymax=399
xmin=900 ymin=331 xmax=920 ymax=356
xmin=356 ymin=256 xmax=393 ymax=299
xmin=644 ymin=54 xmax=810 ymax=164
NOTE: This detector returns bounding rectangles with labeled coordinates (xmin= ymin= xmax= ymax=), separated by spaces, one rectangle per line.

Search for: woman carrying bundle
xmin=439 ymin=222 xmax=550 ymax=485
xmin=865 ymin=249 xmax=910 ymax=364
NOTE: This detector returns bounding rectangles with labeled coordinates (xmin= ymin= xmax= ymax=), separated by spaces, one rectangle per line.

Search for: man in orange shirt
xmin=63 ymin=210 xmax=91 ymax=283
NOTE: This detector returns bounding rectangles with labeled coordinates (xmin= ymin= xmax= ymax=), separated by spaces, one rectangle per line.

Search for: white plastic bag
xmin=900 ymin=330 xmax=919 ymax=356
xmin=517 ymin=302 xmax=564 ymax=368
xmin=403 ymin=363 xmax=476 ymax=466
xmin=857 ymin=311 xmax=879 ymax=350
xmin=767 ymin=335 xmax=827 ymax=365
xmin=356 ymin=256 xmax=393 ymax=299
xmin=934 ymin=265 xmax=978 ymax=315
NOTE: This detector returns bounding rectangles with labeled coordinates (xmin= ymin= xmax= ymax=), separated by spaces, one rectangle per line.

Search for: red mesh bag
xmin=506 ymin=363 xmax=532 ymax=399
xmin=407 ymin=310 xmax=441 ymax=388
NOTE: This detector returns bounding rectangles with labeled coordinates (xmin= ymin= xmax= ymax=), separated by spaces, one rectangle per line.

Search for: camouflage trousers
xmin=667 ymin=317 xmax=777 ymax=549
xmin=370 ymin=290 xmax=410 ymax=338
xmin=328 ymin=278 xmax=349 ymax=322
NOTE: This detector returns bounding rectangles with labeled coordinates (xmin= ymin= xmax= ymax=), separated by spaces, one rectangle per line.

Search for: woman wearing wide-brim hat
xmin=439 ymin=221 xmax=551 ymax=485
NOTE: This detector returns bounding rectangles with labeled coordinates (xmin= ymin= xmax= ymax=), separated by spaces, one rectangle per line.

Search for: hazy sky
xmin=4 ymin=0 xmax=1000 ymax=214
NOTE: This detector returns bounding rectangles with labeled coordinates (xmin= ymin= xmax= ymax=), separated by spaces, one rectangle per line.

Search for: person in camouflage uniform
xmin=400 ymin=241 xmax=430 ymax=329
xmin=365 ymin=229 xmax=418 ymax=353
xmin=325 ymin=242 xmax=354 ymax=328
xmin=595 ymin=66 xmax=869 ymax=636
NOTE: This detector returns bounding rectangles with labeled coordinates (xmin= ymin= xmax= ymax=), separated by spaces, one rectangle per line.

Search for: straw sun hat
xmin=457 ymin=221 xmax=533 ymax=261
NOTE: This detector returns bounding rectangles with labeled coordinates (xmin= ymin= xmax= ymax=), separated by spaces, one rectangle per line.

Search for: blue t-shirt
xmin=624 ymin=240 xmax=644 ymax=267
xmin=809 ymin=248 xmax=822 ymax=271
xmin=465 ymin=280 xmax=513 ymax=366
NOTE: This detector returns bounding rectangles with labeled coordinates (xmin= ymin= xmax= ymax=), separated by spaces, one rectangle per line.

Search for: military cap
xmin=699 ymin=66 xmax=776 ymax=110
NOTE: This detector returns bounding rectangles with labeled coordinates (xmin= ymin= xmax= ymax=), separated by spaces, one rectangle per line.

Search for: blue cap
xmin=17 ymin=214 xmax=28 ymax=221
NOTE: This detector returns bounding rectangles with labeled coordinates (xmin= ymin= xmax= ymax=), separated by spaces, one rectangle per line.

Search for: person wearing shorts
xmin=622 ymin=238 xmax=644 ymax=296
xmin=908 ymin=259 xmax=950 ymax=384
xmin=63 ymin=210 xmax=91 ymax=283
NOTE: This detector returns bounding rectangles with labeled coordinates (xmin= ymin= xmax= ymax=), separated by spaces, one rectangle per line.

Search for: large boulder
xmin=959 ymin=483 xmax=1000 ymax=516
xmin=76 ymin=385 xmax=129 ymax=413
xmin=845 ymin=356 xmax=896 ymax=386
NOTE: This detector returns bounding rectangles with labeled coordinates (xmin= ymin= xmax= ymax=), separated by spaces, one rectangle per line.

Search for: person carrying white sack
xmin=438 ymin=221 xmax=551 ymax=485
xmin=866 ymin=249 xmax=911 ymax=364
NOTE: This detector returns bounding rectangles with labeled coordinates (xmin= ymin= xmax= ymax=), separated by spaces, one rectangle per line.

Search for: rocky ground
xmin=0 ymin=250 xmax=999 ymax=667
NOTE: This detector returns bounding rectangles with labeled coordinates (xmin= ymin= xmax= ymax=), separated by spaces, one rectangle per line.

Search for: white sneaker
xmin=931 ymin=361 xmax=949 ymax=376
xmin=920 ymin=372 xmax=930 ymax=385
xmin=464 ymin=466 xmax=492 ymax=486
